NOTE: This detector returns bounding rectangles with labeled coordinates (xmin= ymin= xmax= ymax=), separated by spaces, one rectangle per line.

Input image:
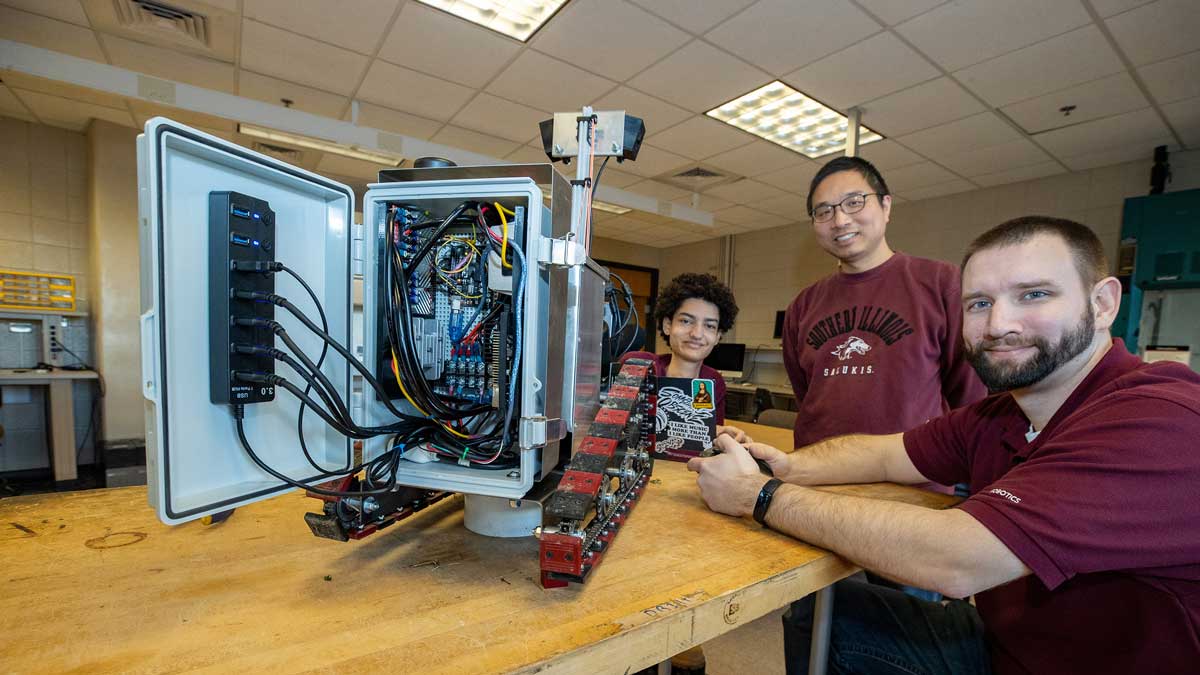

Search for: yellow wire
xmin=493 ymin=201 xmax=512 ymax=269
xmin=390 ymin=348 xmax=428 ymax=416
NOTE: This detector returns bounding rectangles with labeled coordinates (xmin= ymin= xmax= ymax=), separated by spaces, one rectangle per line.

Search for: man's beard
xmin=965 ymin=307 xmax=1095 ymax=392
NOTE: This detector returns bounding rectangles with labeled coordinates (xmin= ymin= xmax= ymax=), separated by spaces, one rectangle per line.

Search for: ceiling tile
xmin=1161 ymin=96 xmax=1200 ymax=145
xmin=239 ymin=71 xmax=349 ymax=119
xmin=430 ymin=125 xmax=520 ymax=159
xmin=647 ymin=115 xmax=755 ymax=160
xmin=784 ymin=32 xmax=939 ymax=109
xmin=854 ymin=0 xmax=945 ymax=25
xmin=702 ymin=140 xmax=806 ymax=178
xmin=1034 ymin=107 xmax=1170 ymax=158
xmin=244 ymin=0 xmax=398 ymax=54
xmin=897 ymin=179 xmax=976 ymax=201
xmin=706 ymin=0 xmax=880 ymax=74
xmin=628 ymin=0 xmax=756 ymax=34
xmin=956 ymin=26 xmax=1125 ymax=108
xmin=755 ymin=160 xmax=822 ymax=192
xmin=897 ymin=112 xmax=1020 ymax=157
xmin=1091 ymin=0 xmax=1156 ymax=17
xmin=591 ymin=87 xmax=692 ymax=138
xmin=858 ymin=77 xmax=985 ymax=136
xmin=358 ymin=60 xmax=475 ymax=121
xmin=531 ymin=0 xmax=690 ymax=81
xmin=895 ymin=0 xmax=1090 ymax=71
xmin=971 ymin=160 xmax=1066 ymax=187
xmin=628 ymin=40 xmax=772 ymax=113
xmin=344 ymin=102 xmax=443 ymax=140
xmin=315 ymin=153 xmax=390 ymax=180
xmin=503 ymin=145 xmax=551 ymax=165
xmin=883 ymin=161 xmax=961 ymax=191
xmin=596 ymin=167 xmax=643 ymax=188
xmin=704 ymin=178 xmax=789 ymax=203
xmin=241 ymin=19 xmax=370 ymax=96
xmin=936 ymin=138 xmax=1053 ymax=177
xmin=713 ymin=204 xmax=789 ymax=227
xmin=486 ymin=51 xmax=617 ymax=114
xmin=752 ymin=193 xmax=810 ymax=218
xmin=1106 ymin=0 xmax=1200 ymax=66
xmin=0 ymin=0 xmax=88 ymax=25
xmin=1057 ymin=137 xmax=1177 ymax=170
xmin=377 ymin=2 xmax=520 ymax=88
xmin=102 ymin=34 xmax=237 ymax=94
xmin=1137 ymin=49 xmax=1200 ymax=105
xmin=627 ymin=180 xmax=689 ymax=201
xmin=857 ymin=139 xmax=926 ymax=170
xmin=451 ymin=93 xmax=548 ymax=143
xmin=0 ymin=85 xmax=34 ymax=120
xmin=13 ymin=89 xmax=133 ymax=131
xmin=0 ymin=6 xmax=104 ymax=62
xmin=1001 ymin=72 xmax=1149 ymax=134
xmin=670 ymin=192 xmax=736 ymax=212
xmin=619 ymin=143 xmax=693 ymax=177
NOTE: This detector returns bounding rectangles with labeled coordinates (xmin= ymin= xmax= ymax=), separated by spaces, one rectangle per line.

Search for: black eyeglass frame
xmin=809 ymin=192 xmax=884 ymax=223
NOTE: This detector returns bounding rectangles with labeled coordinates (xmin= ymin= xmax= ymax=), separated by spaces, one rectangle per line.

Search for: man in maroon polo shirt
xmin=687 ymin=216 xmax=1200 ymax=674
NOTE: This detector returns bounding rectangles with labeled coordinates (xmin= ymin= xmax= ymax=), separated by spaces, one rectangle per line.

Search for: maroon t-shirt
xmin=904 ymin=340 xmax=1200 ymax=674
xmin=783 ymin=253 xmax=986 ymax=448
xmin=621 ymin=351 xmax=726 ymax=424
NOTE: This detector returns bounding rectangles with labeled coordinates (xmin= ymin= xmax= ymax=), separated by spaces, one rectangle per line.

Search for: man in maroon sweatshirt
xmin=689 ymin=217 xmax=1200 ymax=674
xmin=777 ymin=156 xmax=988 ymax=668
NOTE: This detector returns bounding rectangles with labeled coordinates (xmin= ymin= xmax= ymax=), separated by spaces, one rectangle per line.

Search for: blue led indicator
xmin=253 ymin=213 xmax=261 ymax=219
xmin=252 ymin=240 xmax=261 ymax=247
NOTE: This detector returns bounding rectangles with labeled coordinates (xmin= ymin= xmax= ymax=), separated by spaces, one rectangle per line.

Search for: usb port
xmin=230 ymin=206 xmax=252 ymax=219
xmin=230 ymin=232 xmax=252 ymax=246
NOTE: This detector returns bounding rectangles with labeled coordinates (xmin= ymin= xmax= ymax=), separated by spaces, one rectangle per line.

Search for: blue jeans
xmin=782 ymin=578 xmax=991 ymax=675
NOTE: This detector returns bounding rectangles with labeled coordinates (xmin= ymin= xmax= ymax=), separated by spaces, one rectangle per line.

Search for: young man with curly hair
xmin=622 ymin=271 xmax=748 ymax=441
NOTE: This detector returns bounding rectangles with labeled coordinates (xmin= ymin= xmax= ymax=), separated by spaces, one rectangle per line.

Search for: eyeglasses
xmin=810 ymin=193 xmax=880 ymax=223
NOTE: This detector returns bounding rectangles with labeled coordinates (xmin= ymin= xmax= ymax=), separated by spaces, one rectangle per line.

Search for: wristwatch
xmin=753 ymin=478 xmax=784 ymax=526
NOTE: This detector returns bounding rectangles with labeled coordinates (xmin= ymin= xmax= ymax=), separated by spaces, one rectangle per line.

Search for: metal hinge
xmin=520 ymin=416 xmax=565 ymax=447
xmin=352 ymin=223 xmax=364 ymax=275
xmin=537 ymin=235 xmax=586 ymax=268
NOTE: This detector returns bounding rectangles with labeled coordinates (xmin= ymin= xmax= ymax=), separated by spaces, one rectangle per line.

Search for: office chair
xmin=752 ymin=388 xmax=774 ymax=423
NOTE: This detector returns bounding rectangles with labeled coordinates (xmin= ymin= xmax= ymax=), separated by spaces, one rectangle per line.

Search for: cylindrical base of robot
xmin=463 ymin=494 xmax=541 ymax=538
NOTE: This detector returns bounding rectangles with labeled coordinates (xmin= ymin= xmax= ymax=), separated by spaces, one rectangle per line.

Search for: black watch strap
xmin=753 ymin=478 xmax=784 ymax=526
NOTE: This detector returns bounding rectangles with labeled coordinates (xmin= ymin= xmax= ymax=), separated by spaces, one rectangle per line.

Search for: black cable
xmin=276 ymin=263 xmax=345 ymax=473
xmin=231 ymin=403 xmax=420 ymax=497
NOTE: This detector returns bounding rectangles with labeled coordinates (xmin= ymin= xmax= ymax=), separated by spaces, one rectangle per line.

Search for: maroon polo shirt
xmin=904 ymin=340 xmax=1200 ymax=674
xmin=621 ymin=351 xmax=726 ymax=424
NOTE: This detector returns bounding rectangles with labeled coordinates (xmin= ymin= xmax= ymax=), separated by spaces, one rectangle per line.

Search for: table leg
xmin=808 ymin=584 xmax=834 ymax=675
xmin=48 ymin=380 xmax=77 ymax=482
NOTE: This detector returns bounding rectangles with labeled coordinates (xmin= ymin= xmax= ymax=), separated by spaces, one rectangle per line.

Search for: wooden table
xmin=0 ymin=423 xmax=956 ymax=674
xmin=0 ymin=368 xmax=99 ymax=481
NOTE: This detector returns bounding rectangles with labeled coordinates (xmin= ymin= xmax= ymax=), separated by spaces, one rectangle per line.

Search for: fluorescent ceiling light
xmin=415 ymin=0 xmax=569 ymax=41
xmin=707 ymin=81 xmax=883 ymax=159
xmin=238 ymin=124 xmax=405 ymax=166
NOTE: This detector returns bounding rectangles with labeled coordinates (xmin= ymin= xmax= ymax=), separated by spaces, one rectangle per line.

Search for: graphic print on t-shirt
xmin=806 ymin=305 xmax=914 ymax=379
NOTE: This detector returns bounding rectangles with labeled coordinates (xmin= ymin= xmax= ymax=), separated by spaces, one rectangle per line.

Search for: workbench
xmin=0 ymin=367 xmax=99 ymax=481
xmin=0 ymin=423 xmax=956 ymax=674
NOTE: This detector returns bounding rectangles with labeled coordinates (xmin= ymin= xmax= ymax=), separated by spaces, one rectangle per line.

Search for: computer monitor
xmin=704 ymin=342 xmax=746 ymax=380
xmin=773 ymin=310 xmax=786 ymax=339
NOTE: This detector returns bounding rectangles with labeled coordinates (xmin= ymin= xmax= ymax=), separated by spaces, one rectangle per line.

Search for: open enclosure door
xmin=138 ymin=118 xmax=354 ymax=524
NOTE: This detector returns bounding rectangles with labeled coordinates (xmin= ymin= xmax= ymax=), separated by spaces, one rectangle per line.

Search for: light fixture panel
xmin=238 ymin=124 xmax=404 ymax=166
xmin=416 ymin=0 xmax=570 ymax=41
xmin=706 ymin=81 xmax=883 ymax=159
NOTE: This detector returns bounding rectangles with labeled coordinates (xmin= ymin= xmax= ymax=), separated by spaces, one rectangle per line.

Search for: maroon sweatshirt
xmin=782 ymin=252 xmax=986 ymax=449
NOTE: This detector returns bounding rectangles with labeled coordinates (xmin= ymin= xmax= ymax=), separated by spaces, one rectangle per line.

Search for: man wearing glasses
xmin=778 ymin=156 xmax=986 ymax=669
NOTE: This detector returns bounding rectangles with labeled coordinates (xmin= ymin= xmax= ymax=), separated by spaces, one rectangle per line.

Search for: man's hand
xmin=744 ymin=442 xmax=793 ymax=481
xmin=687 ymin=435 xmax=770 ymax=517
xmin=716 ymin=424 xmax=753 ymax=444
